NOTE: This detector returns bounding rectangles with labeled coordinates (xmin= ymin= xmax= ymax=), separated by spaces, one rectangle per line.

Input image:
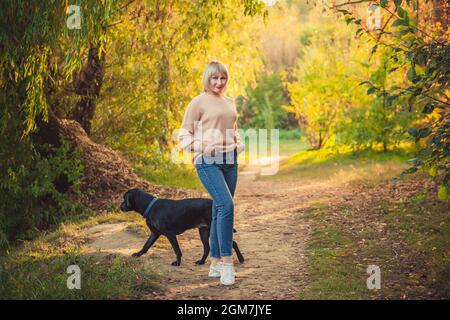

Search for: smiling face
xmin=208 ymin=73 xmax=227 ymax=95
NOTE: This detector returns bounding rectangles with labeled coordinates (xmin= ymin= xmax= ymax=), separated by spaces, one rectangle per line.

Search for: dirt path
xmin=82 ymin=157 xmax=351 ymax=299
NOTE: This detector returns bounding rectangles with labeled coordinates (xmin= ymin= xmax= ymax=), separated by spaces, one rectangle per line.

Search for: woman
xmin=178 ymin=60 xmax=245 ymax=286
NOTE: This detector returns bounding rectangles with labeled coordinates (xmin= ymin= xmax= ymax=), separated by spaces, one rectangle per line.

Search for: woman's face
xmin=208 ymin=73 xmax=227 ymax=95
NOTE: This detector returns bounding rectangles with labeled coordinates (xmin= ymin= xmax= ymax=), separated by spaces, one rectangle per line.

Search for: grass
xmin=299 ymin=203 xmax=369 ymax=300
xmin=3 ymin=132 xmax=446 ymax=299
xmin=134 ymin=129 xmax=308 ymax=190
xmin=259 ymin=141 xmax=418 ymax=186
xmin=382 ymin=198 xmax=450 ymax=297
xmin=134 ymin=160 xmax=205 ymax=190
xmin=296 ymin=158 xmax=449 ymax=299
xmin=0 ymin=253 xmax=159 ymax=299
xmin=0 ymin=212 xmax=161 ymax=299
xmin=273 ymin=138 xmax=449 ymax=299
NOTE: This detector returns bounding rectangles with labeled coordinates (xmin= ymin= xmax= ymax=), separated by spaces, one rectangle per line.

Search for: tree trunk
xmin=70 ymin=42 xmax=106 ymax=136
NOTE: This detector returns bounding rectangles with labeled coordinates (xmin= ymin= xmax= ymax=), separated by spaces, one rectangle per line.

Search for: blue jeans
xmin=194 ymin=149 xmax=238 ymax=258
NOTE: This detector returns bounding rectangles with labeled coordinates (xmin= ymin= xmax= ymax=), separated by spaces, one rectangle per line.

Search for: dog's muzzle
xmin=120 ymin=202 xmax=130 ymax=211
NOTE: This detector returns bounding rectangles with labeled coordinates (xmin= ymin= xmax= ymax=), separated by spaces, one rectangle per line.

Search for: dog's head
xmin=120 ymin=188 xmax=139 ymax=212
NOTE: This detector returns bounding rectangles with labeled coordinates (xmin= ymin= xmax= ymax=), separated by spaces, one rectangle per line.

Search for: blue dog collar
xmin=143 ymin=197 xmax=158 ymax=218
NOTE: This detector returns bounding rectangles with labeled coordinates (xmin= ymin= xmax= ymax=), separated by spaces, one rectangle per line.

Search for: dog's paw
xmin=195 ymin=260 xmax=205 ymax=265
xmin=171 ymin=261 xmax=181 ymax=266
xmin=132 ymin=252 xmax=142 ymax=258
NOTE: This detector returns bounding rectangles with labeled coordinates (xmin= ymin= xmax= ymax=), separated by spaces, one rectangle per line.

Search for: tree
xmin=0 ymin=0 xmax=269 ymax=247
xmin=238 ymin=72 xmax=287 ymax=130
xmin=70 ymin=41 xmax=107 ymax=135
xmin=334 ymin=0 xmax=449 ymax=200
xmin=285 ymin=9 xmax=372 ymax=150
xmin=92 ymin=0 xmax=267 ymax=160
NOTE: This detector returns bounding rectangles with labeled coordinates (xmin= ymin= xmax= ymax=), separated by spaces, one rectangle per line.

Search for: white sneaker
xmin=219 ymin=262 xmax=235 ymax=286
xmin=208 ymin=264 xmax=222 ymax=278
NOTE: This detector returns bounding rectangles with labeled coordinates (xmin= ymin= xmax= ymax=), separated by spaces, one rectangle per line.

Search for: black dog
xmin=120 ymin=188 xmax=245 ymax=266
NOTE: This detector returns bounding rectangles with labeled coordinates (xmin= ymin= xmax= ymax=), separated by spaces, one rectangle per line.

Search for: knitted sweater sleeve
xmin=178 ymin=100 xmax=202 ymax=153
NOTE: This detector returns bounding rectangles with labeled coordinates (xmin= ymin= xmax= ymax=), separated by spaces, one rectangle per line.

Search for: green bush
xmin=279 ymin=128 xmax=302 ymax=140
xmin=0 ymin=137 xmax=84 ymax=250
xmin=237 ymin=71 xmax=294 ymax=130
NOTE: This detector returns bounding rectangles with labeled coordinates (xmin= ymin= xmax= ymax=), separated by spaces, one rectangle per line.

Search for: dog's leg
xmin=165 ymin=234 xmax=182 ymax=266
xmin=196 ymin=227 xmax=210 ymax=265
xmin=132 ymin=233 xmax=160 ymax=257
xmin=233 ymin=241 xmax=245 ymax=264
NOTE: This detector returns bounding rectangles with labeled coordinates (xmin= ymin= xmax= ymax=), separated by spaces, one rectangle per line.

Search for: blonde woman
xmin=178 ymin=60 xmax=245 ymax=285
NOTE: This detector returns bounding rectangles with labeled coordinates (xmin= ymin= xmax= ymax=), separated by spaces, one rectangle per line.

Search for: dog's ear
xmin=125 ymin=192 xmax=132 ymax=208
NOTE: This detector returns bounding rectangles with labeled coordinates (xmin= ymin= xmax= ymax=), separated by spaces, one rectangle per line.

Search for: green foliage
xmin=0 ymin=0 xmax=122 ymax=249
xmin=129 ymin=143 xmax=203 ymax=190
xmin=349 ymin=50 xmax=419 ymax=151
xmin=278 ymin=128 xmax=302 ymax=140
xmin=92 ymin=0 xmax=266 ymax=164
xmin=438 ymin=185 xmax=449 ymax=202
xmin=286 ymin=7 xmax=423 ymax=152
xmin=0 ymin=137 xmax=84 ymax=250
xmin=336 ymin=1 xmax=449 ymax=199
xmin=0 ymin=0 xmax=269 ymax=249
xmin=286 ymin=13 xmax=375 ymax=150
xmin=238 ymin=72 xmax=289 ymax=130
xmin=0 ymin=0 xmax=118 ymax=135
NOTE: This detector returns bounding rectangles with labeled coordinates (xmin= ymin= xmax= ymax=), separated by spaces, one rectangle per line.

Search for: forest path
xmin=83 ymin=156 xmax=351 ymax=299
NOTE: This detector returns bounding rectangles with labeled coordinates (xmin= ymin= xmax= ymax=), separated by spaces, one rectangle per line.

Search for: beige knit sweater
xmin=177 ymin=92 xmax=245 ymax=164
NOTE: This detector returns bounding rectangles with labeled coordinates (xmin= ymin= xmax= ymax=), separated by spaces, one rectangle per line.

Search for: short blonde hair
xmin=202 ymin=60 xmax=229 ymax=92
